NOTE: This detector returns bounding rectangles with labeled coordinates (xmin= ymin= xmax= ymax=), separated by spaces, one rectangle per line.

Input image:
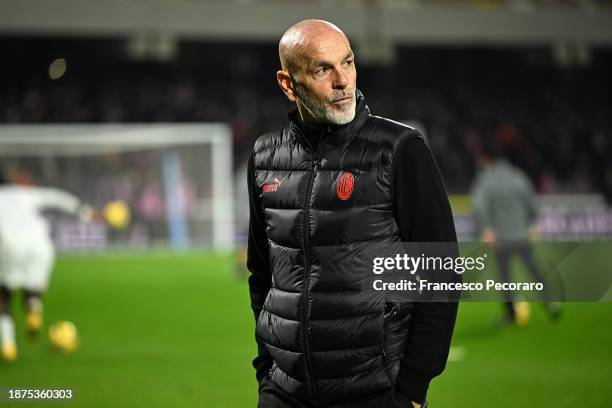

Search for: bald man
xmin=247 ymin=20 xmax=458 ymax=407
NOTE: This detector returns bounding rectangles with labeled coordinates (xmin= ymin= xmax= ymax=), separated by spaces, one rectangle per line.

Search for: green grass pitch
xmin=1 ymin=249 xmax=611 ymax=407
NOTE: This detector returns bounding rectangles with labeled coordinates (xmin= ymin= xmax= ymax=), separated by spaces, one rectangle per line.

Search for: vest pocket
xmin=382 ymin=302 xmax=414 ymax=382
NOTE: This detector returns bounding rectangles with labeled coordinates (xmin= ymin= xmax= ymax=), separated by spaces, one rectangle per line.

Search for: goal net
xmin=0 ymin=124 xmax=234 ymax=252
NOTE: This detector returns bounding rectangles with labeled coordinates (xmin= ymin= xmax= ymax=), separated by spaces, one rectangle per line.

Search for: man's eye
xmin=315 ymin=67 xmax=329 ymax=75
xmin=344 ymin=59 xmax=354 ymax=66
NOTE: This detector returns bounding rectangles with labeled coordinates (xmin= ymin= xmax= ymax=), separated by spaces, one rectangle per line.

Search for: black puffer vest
xmin=254 ymin=91 xmax=419 ymax=407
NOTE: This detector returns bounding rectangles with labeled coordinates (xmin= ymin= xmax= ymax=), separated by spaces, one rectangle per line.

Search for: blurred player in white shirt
xmin=0 ymin=172 xmax=92 ymax=362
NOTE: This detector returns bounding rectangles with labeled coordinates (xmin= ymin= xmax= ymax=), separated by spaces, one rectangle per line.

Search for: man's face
xmin=292 ymin=31 xmax=357 ymax=125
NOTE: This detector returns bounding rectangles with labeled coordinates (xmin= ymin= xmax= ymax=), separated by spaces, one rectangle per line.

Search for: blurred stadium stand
xmin=0 ymin=0 xmax=610 ymax=244
xmin=1 ymin=39 xmax=609 ymax=198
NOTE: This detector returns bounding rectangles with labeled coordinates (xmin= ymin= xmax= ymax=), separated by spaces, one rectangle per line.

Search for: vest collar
xmin=287 ymin=89 xmax=370 ymax=151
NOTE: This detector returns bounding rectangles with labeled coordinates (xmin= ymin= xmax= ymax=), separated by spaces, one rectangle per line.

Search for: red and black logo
xmin=336 ymin=172 xmax=354 ymax=201
xmin=262 ymin=177 xmax=283 ymax=193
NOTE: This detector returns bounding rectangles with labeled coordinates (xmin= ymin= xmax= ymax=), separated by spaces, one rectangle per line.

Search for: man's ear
xmin=277 ymin=70 xmax=297 ymax=102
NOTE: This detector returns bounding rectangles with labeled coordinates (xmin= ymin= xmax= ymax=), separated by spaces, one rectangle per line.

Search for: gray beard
xmin=295 ymin=85 xmax=356 ymax=125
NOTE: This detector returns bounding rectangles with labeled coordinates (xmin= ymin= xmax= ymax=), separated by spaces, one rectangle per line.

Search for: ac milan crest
xmin=336 ymin=172 xmax=354 ymax=201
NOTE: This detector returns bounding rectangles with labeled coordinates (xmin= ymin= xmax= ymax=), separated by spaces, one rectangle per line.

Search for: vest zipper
xmin=301 ymin=127 xmax=327 ymax=405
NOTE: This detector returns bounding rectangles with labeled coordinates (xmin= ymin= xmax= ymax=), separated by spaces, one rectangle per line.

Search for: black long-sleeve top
xmin=247 ymin=134 xmax=459 ymax=404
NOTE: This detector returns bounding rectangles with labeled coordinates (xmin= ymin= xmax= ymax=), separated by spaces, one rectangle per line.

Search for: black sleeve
xmin=246 ymin=151 xmax=274 ymax=383
xmin=393 ymin=136 xmax=460 ymax=404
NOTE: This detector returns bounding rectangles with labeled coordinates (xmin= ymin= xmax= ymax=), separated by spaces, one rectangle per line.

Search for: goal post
xmin=0 ymin=123 xmax=234 ymax=252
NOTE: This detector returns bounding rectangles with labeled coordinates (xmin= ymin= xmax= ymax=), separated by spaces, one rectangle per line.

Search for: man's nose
xmin=332 ymin=67 xmax=348 ymax=89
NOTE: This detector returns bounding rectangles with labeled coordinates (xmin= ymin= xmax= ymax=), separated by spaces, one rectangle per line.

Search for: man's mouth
xmin=332 ymin=96 xmax=353 ymax=104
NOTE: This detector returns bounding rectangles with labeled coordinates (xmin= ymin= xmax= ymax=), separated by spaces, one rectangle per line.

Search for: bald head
xmin=279 ymin=19 xmax=348 ymax=77
xmin=276 ymin=19 xmax=357 ymax=125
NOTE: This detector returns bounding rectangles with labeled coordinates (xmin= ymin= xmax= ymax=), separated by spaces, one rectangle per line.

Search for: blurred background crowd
xmin=1 ymin=38 xmax=610 ymax=200
xmin=1 ymin=0 xmax=611 ymax=246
